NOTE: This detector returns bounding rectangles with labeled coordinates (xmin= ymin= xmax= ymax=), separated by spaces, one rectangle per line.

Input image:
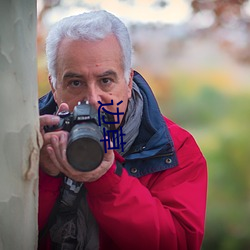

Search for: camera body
xmin=45 ymin=101 xmax=113 ymax=172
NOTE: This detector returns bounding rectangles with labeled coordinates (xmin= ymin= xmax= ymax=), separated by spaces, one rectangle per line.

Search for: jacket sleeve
xmin=84 ymin=123 xmax=207 ymax=250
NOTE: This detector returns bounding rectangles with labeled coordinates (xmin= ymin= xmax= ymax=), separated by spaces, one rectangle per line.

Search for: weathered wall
xmin=0 ymin=0 xmax=40 ymax=249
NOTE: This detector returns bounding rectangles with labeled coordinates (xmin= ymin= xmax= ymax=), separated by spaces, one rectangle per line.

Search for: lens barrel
xmin=66 ymin=123 xmax=104 ymax=172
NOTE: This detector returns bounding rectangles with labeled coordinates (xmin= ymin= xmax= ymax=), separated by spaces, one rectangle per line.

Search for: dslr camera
xmin=45 ymin=101 xmax=114 ymax=172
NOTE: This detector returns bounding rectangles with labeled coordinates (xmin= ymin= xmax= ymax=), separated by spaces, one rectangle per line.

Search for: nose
xmin=84 ymin=85 xmax=101 ymax=110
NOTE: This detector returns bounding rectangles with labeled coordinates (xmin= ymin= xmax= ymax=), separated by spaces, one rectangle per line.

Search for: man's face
xmin=50 ymin=35 xmax=133 ymax=127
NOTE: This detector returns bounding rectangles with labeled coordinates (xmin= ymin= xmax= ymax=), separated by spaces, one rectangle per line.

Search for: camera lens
xmin=66 ymin=123 xmax=104 ymax=172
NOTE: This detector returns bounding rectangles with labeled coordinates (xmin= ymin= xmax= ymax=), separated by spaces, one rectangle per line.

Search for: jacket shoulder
xmin=39 ymin=91 xmax=57 ymax=115
xmin=163 ymin=116 xmax=205 ymax=157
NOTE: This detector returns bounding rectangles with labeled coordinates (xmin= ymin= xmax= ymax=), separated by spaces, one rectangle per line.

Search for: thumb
xmin=57 ymin=103 xmax=69 ymax=114
xmin=103 ymin=136 xmax=114 ymax=161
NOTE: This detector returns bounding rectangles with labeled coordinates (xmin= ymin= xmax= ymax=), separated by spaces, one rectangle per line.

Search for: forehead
xmin=57 ymin=35 xmax=123 ymax=62
xmin=55 ymin=35 xmax=125 ymax=78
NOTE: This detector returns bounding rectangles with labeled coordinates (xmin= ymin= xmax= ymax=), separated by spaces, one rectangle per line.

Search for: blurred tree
xmin=190 ymin=0 xmax=250 ymax=63
xmin=191 ymin=0 xmax=247 ymax=25
xmin=0 ymin=0 xmax=40 ymax=249
xmin=37 ymin=0 xmax=61 ymax=53
xmin=37 ymin=0 xmax=61 ymax=95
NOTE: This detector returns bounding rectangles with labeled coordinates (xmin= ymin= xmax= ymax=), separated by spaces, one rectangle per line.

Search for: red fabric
xmin=38 ymin=169 xmax=62 ymax=250
xmin=38 ymin=117 xmax=207 ymax=250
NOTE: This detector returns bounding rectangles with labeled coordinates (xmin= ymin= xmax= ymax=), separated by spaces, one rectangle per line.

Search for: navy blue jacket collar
xmin=38 ymin=71 xmax=177 ymax=177
xmin=39 ymin=91 xmax=57 ymax=115
xmin=123 ymin=71 xmax=178 ymax=177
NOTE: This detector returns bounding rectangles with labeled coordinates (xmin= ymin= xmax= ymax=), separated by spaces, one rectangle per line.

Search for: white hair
xmin=46 ymin=10 xmax=132 ymax=87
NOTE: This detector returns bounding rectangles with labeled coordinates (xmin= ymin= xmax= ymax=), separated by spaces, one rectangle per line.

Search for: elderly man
xmin=38 ymin=10 xmax=207 ymax=250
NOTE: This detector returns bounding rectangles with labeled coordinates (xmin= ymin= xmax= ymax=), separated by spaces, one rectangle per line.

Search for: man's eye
xmin=70 ymin=80 xmax=81 ymax=87
xmin=101 ymin=78 xmax=112 ymax=84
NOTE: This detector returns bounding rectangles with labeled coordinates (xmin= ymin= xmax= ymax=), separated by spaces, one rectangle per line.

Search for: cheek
xmin=52 ymin=89 xmax=61 ymax=105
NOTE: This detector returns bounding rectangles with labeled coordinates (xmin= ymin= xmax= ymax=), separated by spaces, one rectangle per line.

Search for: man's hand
xmin=47 ymin=134 xmax=114 ymax=182
xmin=40 ymin=103 xmax=114 ymax=181
xmin=39 ymin=103 xmax=69 ymax=176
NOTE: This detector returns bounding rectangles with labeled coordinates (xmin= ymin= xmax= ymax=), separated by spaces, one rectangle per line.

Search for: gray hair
xmin=46 ymin=10 xmax=132 ymax=87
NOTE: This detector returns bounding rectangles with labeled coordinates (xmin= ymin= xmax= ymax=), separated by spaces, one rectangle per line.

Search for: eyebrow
xmin=63 ymin=72 xmax=83 ymax=79
xmin=97 ymin=70 xmax=118 ymax=79
xmin=62 ymin=70 xmax=118 ymax=80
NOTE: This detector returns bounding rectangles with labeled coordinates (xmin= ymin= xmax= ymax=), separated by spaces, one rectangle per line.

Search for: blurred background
xmin=37 ymin=1 xmax=250 ymax=249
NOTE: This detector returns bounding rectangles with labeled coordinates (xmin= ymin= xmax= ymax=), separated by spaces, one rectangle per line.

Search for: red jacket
xmin=38 ymin=117 xmax=207 ymax=250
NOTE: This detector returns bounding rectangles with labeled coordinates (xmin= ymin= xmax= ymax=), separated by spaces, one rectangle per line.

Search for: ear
xmin=48 ymin=75 xmax=58 ymax=103
xmin=127 ymin=69 xmax=134 ymax=99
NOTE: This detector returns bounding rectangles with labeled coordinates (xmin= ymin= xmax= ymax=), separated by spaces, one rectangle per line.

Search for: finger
xmin=46 ymin=146 xmax=63 ymax=172
xmin=47 ymin=141 xmax=78 ymax=179
xmin=57 ymin=103 xmax=69 ymax=114
xmin=43 ymin=131 xmax=64 ymax=146
xmin=59 ymin=132 xmax=68 ymax=161
xmin=50 ymin=132 xmax=69 ymax=164
xmin=51 ymin=132 xmax=68 ymax=160
xmin=50 ymin=135 xmax=63 ymax=161
xmin=39 ymin=144 xmax=61 ymax=176
xmin=40 ymin=115 xmax=60 ymax=129
xmin=103 ymin=136 xmax=114 ymax=160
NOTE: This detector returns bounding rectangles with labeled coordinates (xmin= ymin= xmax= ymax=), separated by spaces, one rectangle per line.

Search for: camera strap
xmin=38 ymin=176 xmax=84 ymax=246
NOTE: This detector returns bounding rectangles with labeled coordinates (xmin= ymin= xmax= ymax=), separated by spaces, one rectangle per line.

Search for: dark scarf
xmin=116 ymin=81 xmax=143 ymax=155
